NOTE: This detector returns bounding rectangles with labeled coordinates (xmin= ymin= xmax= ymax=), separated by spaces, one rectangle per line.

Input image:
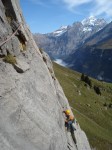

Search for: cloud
xmin=54 ymin=59 xmax=67 ymax=67
xmin=93 ymin=0 xmax=112 ymax=17
xmin=28 ymin=0 xmax=112 ymax=19
xmin=61 ymin=0 xmax=112 ymax=19
xmin=62 ymin=0 xmax=92 ymax=9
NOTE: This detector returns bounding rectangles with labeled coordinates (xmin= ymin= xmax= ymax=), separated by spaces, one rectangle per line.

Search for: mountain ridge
xmin=64 ymin=21 xmax=112 ymax=82
xmin=34 ymin=16 xmax=107 ymax=58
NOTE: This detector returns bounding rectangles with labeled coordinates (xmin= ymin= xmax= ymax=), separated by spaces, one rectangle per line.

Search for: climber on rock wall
xmin=63 ymin=109 xmax=77 ymax=144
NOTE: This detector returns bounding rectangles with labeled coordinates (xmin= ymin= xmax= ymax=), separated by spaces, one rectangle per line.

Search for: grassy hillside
xmin=53 ymin=62 xmax=112 ymax=150
xmin=97 ymin=39 xmax=112 ymax=49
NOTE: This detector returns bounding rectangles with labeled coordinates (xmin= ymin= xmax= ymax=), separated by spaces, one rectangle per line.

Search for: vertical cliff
xmin=0 ymin=0 xmax=91 ymax=150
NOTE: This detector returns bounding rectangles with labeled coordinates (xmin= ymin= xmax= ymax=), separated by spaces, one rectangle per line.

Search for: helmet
xmin=65 ymin=109 xmax=70 ymax=115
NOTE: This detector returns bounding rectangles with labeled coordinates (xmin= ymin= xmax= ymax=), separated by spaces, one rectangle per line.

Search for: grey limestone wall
xmin=0 ymin=0 xmax=91 ymax=150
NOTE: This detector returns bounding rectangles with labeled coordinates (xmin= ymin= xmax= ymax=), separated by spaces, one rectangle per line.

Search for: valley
xmin=53 ymin=62 xmax=112 ymax=150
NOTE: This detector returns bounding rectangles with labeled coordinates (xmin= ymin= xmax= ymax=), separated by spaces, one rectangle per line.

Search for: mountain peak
xmin=81 ymin=16 xmax=107 ymax=32
xmin=59 ymin=26 xmax=68 ymax=30
xmin=82 ymin=16 xmax=106 ymax=26
xmin=82 ymin=16 xmax=97 ymax=26
xmin=88 ymin=15 xmax=96 ymax=19
xmin=52 ymin=26 xmax=68 ymax=36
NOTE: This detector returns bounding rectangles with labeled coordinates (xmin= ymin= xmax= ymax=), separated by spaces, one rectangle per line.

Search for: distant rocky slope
xmin=0 ymin=0 xmax=91 ymax=150
xmin=34 ymin=16 xmax=107 ymax=58
xmin=65 ymin=22 xmax=112 ymax=82
xmin=34 ymin=17 xmax=112 ymax=83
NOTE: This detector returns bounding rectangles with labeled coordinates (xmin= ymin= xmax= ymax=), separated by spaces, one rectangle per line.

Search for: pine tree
xmin=81 ymin=73 xmax=85 ymax=81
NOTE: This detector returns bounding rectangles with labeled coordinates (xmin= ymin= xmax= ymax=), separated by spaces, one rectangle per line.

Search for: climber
xmin=63 ymin=109 xmax=76 ymax=132
xmin=63 ymin=109 xmax=77 ymax=145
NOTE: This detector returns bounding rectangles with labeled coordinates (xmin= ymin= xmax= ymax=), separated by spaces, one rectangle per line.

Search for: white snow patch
xmin=54 ymin=59 xmax=67 ymax=67
xmin=83 ymin=27 xmax=92 ymax=32
xmin=82 ymin=16 xmax=97 ymax=26
xmin=53 ymin=26 xmax=68 ymax=36
xmin=53 ymin=30 xmax=66 ymax=36
xmin=60 ymin=26 xmax=68 ymax=30
xmin=97 ymin=28 xmax=102 ymax=32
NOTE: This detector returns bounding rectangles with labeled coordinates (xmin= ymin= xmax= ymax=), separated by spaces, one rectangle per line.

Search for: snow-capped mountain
xmin=52 ymin=26 xmax=68 ymax=36
xmin=82 ymin=16 xmax=107 ymax=32
xmin=65 ymin=21 xmax=112 ymax=82
xmin=34 ymin=16 xmax=107 ymax=58
xmin=50 ymin=16 xmax=107 ymax=36
xmin=82 ymin=16 xmax=97 ymax=26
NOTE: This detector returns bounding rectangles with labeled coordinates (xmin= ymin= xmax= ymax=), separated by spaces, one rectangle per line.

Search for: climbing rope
xmin=0 ymin=23 xmax=22 ymax=47
xmin=0 ymin=22 xmax=42 ymax=58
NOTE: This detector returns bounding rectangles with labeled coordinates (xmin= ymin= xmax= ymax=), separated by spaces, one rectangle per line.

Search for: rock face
xmin=0 ymin=0 xmax=91 ymax=150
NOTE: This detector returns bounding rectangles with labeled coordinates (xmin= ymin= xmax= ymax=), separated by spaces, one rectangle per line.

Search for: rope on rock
xmin=0 ymin=22 xmax=42 ymax=58
xmin=0 ymin=23 xmax=22 ymax=47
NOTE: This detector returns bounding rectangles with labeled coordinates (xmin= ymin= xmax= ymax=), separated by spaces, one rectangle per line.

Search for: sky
xmin=20 ymin=0 xmax=112 ymax=34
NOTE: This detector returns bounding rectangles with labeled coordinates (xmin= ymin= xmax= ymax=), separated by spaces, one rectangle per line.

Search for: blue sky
xmin=20 ymin=0 xmax=112 ymax=34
